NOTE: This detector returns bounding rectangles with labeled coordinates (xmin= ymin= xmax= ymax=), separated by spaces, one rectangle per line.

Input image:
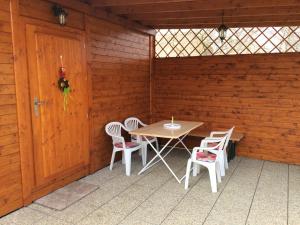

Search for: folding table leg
xmin=138 ymin=138 xmax=173 ymax=175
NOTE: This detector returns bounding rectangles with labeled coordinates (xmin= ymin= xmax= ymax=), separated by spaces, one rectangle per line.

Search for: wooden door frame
xmin=11 ymin=0 xmax=93 ymax=205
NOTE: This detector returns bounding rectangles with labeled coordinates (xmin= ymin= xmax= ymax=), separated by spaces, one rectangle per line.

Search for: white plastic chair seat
xmin=114 ymin=141 xmax=140 ymax=149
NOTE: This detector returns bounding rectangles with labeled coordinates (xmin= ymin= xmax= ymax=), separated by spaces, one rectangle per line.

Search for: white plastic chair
xmin=204 ymin=127 xmax=235 ymax=176
xmin=185 ymin=136 xmax=226 ymax=193
xmin=105 ymin=122 xmax=145 ymax=176
xmin=124 ymin=117 xmax=159 ymax=161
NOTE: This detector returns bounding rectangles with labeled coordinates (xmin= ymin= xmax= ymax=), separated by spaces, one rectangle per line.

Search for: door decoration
xmin=57 ymin=55 xmax=71 ymax=111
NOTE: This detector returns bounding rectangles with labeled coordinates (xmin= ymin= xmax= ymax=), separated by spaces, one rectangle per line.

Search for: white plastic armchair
xmin=185 ymin=136 xmax=227 ymax=193
xmin=105 ymin=122 xmax=144 ymax=176
xmin=205 ymin=127 xmax=235 ymax=176
xmin=124 ymin=117 xmax=159 ymax=160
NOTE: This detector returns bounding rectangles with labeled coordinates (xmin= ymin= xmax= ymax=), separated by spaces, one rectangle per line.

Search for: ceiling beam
xmin=91 ymin=0 xmax=190 ymax=7
xmin=102 ymin=0 xmax=300 ymax=15
xmin=125 ymin=6 xmax=300 ymax=20
xmin=143 ymin=15 xmax=300 ymax=26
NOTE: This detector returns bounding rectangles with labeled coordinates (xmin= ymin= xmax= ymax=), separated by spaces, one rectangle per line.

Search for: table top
xmin=189 ymin=129 xmax=244 ymax=142
xmin=130 ymin=120 xmax=203 ymax=139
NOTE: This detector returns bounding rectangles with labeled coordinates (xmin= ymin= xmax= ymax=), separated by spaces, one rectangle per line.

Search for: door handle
xmin=34 ymin=97 xmax=46 ymax=117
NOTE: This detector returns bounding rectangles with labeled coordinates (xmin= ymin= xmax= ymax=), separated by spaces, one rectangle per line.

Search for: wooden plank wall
xmin=0 ymin=0 xmax=23 ymax=216
xmin=0 ymin=0 xmax=151 ymax=216
xmin=86 ymin=16 xmax=150 ymax=172
xmin=153 ymin=54 xmax=300 ymax=164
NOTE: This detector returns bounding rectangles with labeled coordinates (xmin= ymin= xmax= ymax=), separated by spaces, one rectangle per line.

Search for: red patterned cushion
xmin=196 ymin=152 xmax=216 ymax=162
xmin=114 ymin=142 xmax=139 ymax=149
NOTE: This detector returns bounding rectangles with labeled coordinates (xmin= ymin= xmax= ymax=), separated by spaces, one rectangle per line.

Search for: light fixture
xmin=218 ymin=11 xmax=228 ymax=42
xmin=52 ymin=4 xmax=68 ymax=26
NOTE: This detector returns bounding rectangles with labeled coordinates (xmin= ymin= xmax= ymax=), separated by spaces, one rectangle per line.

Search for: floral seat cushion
xmin=196 ymin=152 xmax=216 ymax=162
xmin=114 ymin=142 xmax=139 ymax=149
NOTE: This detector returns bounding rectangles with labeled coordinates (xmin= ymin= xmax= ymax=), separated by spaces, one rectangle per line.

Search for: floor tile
xmin=288 ymin=165 xmax=300 ymax=225
xmin=119 ymin=218 xmax=157 ymax=225
xmin=100 ymin=195 xmax=141 ymax=216
xmin=203 ymin=158 xmax=263 ymax=225
xmin=121 ymin=184 xmax=156 ymax=202
xmin=32 ymin=216 xmax=71 ymax=225
xmin=76 ymin=207 xmax=124 ymax=225
xmin=49 ymin=200 xmax=97 ymax=224
xmin=246 ymin=161 xmax=288 ymax=225
xmin=0 ymin=207 xmax=46 ymax=225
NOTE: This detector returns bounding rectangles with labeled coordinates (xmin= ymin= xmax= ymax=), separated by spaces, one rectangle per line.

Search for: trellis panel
xmin=155 ymin=27 xmax=300 ymax=58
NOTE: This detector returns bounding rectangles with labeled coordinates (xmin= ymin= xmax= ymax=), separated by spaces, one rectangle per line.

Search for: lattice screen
xmin=155 ymin=27 xmax=300 ymax=58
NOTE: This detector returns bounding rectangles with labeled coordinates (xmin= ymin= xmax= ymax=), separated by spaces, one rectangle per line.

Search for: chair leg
xmin=124 ymin=151 xmax=132 ymax=176
xmin=208 ymin=164 xmax=217 ymax=193
xmin=224 ymin=150 xmax=229 ymax=169
xmin=219 ymin=155 xmax=225 ymax=177
xmin=156 ymin=139 xmax=159 ymax=151
xmin=122 ymin=151 xmax=125 ymax=164
xmin=216 ymin=162 xmax=222 ymax=183
xmin=192 ymin=163 xmax=199 ymax=176
xmin=141 ymin=144 xmax=147 ymax=166
xmin=110 ymin=149 xmax=116 ymax=171
xmin=185 ymin=159 xmax=192 ymax=190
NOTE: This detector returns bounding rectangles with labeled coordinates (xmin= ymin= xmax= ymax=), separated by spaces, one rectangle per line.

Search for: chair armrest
xmin=140 ymin=121 xmax=147 ymax=127
xmin=200 ymin=137 xmax=223 ymax=148
xmin=204 ymin=137 xmax=224 ymax=140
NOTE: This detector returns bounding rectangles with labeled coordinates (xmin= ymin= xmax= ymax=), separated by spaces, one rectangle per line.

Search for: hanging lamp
xmin=218 ymin=11 xmax=228 ymax=42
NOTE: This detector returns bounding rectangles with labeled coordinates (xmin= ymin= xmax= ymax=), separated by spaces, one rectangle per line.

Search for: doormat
xmin=34 ymin=181 xmax=98 ymax=211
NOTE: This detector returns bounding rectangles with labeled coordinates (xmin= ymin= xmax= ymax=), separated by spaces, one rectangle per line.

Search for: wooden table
xmin=130 ymin=120 xmax=203 ymax=183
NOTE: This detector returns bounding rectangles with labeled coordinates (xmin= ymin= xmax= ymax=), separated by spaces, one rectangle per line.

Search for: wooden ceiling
xmin=88 ymin=0 xmax=300 ymax=29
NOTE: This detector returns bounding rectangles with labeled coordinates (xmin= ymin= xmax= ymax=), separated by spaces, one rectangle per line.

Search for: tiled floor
xmin=1 ymin=149 xmax=299 ymax=225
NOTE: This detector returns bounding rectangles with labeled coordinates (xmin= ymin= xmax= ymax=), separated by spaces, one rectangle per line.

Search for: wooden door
xmin=26 ymin=24 xmax=89 ymax=187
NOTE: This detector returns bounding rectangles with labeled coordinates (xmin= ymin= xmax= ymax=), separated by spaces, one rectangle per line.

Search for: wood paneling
xmin=86 ymin=16 xmax=151 ymax=172
xmin=153 ymin=53 xmax=300 ymax=164
xmin=0 ymin=0 xmax=23 ymax=217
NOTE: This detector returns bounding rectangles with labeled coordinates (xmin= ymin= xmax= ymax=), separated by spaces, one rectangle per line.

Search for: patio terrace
xmin=1 ymin=150 xmax=299 ymax=225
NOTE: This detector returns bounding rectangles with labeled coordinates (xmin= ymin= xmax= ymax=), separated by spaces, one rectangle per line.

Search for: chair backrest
xmin=105 ymin=122 xmax=126 ymax=145
xmin=211 ymin=126 xmax=235 ymax=151
xmin=214 ymin=136 xmax=227 ymax=160
xmin=225 ymin=126 xmax=235 ymax=149
xmin=201 ymin=135 xmax=227 ymax=151
xmin=124 ymin=117 xmax=146 ymax=131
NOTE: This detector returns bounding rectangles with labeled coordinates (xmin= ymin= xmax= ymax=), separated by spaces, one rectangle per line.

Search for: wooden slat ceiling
xmin=89 ymin=0 xmax=300 ymax=29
